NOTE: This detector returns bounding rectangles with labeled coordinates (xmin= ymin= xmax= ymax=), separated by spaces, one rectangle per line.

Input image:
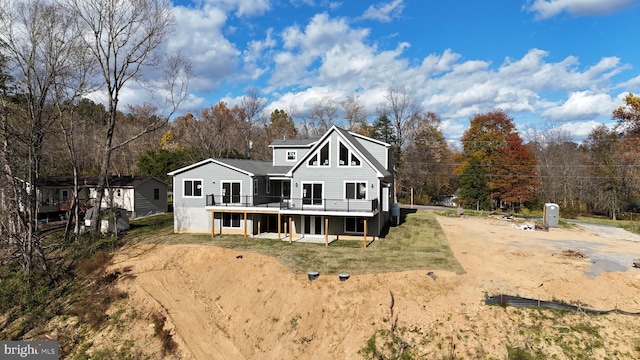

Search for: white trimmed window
xmin=345 ymin=218 xmax=365 ymax=233
xmin=286 ymin=150 xmax=297 ymax=161
xmin=338 ymin=141 xmax=361 ymax=167
xmin=253 ymin=179 xmax=259 ymax=195
xmin=183 ymin=179 xmax=203 ymax=198
xmin=345 ymin=182 xmax=367 ymax=200
xmin=222 ymin=213 xmax=242 ymax=228
xmin=308 ymin=142 xmax=330 ymax=166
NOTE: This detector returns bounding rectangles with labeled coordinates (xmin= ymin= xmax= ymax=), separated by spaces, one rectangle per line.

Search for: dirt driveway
xmin=108 ymin=214 xmax=640 ymax=359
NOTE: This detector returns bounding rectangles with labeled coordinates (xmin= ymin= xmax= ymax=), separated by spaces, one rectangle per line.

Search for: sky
xmin=144 ymin=0 xmax=640 ymax=142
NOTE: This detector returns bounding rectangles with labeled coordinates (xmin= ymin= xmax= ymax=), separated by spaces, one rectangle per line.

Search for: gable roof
xmin=167 ymin=158 xmax=290 ymax=177
xmin=38 ymin=175 xmax=167 ymax=188
xmin=269 ymin=138 xmax=318 ymax=147
xmin=286 ymin=125 xmax=391 ymax=178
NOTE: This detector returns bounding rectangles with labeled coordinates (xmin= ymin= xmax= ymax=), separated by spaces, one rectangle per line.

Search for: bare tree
xmin=0 ymin=0 xmax=84 ymax=274
xmin=340 ymin=94 xmax=369 ymax=135
xmin=67 ymin=0 xmax=189 ymax=231
xmin=309 ymin=95 xmax=339 ymax=136
xmin=383 ymin=81 xmax=422 ymax=153
xmin=240 ymin=87 xmax=266 ymax=159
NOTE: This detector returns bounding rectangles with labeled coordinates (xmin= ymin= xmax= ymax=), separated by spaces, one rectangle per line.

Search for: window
xmin=345 ymin=182 xmax=366 ymax=200
xmin=345 ymin=218 xmax=365 ymax=233
xmin=222 ymin=213 xmax=242 ymax=228
xmin=286 ymin=150 xmax=297 ymax=161
xmin=320 ymin=143 xmax=329 ymax=165
xmin=253 ymin=179 xmax=259 ymax=195
xmin=308 ymin=142 xmax=330 ymax=166
xmin=184 ymin=180 xmax=203 ymax=197
xmin=266 ymin=179 xmax=270 ymax=194
xmin=154 ymin=188 xmax=160 ymax=200
xmin=116 ymin=189 xmax=121 ymax=197
xmin=222 ymin=181 xmax=241 ymax=203
xmin=338 ymin=141 xmax=361 ymax=166
xmin=302 ymin=183 xmax=323 ymax=205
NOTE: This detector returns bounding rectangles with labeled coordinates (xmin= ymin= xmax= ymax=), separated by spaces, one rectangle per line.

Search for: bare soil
xmin=105 ymin=214 xmax=640 ymax=359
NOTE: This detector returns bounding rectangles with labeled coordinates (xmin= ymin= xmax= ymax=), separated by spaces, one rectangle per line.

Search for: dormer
xmin=269 ymin=138 xmax=317 ymax=167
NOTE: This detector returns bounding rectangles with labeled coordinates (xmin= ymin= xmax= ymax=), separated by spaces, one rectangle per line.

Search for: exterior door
xmin=303 ymin=216 xmax=323 ymax=235
xmin=302 ymin=183 xmax=322 ymax=205
xmin=222 ymin=182 xmax=241 ymax=204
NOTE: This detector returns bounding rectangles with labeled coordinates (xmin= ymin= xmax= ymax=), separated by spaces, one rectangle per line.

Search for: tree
xmin=67 ymin=0 xmax=190 ymax=231
xmin=457 ymin=155 xmax=490 ymax=210
xmin=583 ymin=125 xmax=625 ymax=219
xmin=308 ymin=95 xmax=339 ymax=136
xmin=266 ymin=109 xmax=297 ymax=141
xmin=382 ymin=81 xmax=421 ymax=153
xmin=0 ymin=0 xmax=85 ymax=274
xmin=370 ymin=113 xmax=396 ymax=144
xmin=341 ymin=94 xmax=369 ymax=135
xmin=401 ymin=112 xmax=454 ymax=203
xmin=137 ymin=148 xmax=189 ymax=184
xmin=491 ymin=134 xmax=540 ymax=210
xmin=612 ymin=92 xmax=640 ymax=136
xmin=240 ymin=87 xmax=266 ymax=159
xmin=458 ymin=110 xmax=539 ymax=211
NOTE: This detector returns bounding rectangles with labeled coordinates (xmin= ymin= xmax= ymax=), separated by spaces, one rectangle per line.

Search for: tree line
xmin=2 ymin=0 xmax=640 ymax=281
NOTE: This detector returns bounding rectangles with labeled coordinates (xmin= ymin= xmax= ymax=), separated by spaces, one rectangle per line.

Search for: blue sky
xmin=144 ymin=0 xmax=640 ymax=142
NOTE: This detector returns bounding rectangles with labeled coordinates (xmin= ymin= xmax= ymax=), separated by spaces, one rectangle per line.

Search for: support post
xmin=325 ymin=217 xmax=329 ymax=246
xmin=211 ymin=211 xmax=215 ymax=238
xmin=243 ymin=211 xmax=247 ymax=237
xmin=278 ymin=213 xmax=281 ymax=240
xmin=289 ymin=216 xmax=293 ymax=243
xmin=363 ymin=218 xmax=367 ymax=249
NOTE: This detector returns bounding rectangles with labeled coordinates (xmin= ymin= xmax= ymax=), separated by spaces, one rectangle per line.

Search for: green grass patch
xmin=126 ymin=210 xmax=464 ymax=276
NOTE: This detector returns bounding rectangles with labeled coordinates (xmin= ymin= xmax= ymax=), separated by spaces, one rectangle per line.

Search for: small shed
xmin=543 ymin=203 xmax=559 ymax=228
xmin=84 ymin=207 xmax=130 ymax=234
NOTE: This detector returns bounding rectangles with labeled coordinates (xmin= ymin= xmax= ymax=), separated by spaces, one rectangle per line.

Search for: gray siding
xmin=291 ymin=132 xmax=379 ymax=204
xmin=173 ymin=161 xmax=253 ymax=232
xmin=133 ymin=178 xmax=168 ymax=218
xmin=273 ymin=147 xmax=310 ymax=167
xmin=352 ymin=136 xmax=390 ymax=171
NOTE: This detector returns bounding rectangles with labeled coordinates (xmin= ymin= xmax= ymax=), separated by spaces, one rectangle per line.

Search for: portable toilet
xmin=543 ymin=203 xmax=559 ymax=228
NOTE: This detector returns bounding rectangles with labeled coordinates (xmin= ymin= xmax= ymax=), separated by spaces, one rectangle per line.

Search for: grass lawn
xmin=126 ymin=209 xmax=464 ymax=276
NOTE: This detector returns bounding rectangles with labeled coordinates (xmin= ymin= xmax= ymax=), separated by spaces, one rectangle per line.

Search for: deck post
xmin=289 ymin=216 xmax=293 ymax=243
xmin=211 ymin=211 xmax=215 ymax=238
xmin=325 ymin=217 xmax=329 ymax=246
xmin=243 ymin=211 xmax=247 ymax=237
xmin=258 ymin=216 xmax=261 ymax=236
xmin=363 ymin=218 xmax=367 ymax=249
xmin=278 ymin=213 xmax=281 ymax=240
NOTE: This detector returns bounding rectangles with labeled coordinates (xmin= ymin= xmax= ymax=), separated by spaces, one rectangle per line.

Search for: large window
xmin=184 ymin=179 xmax=203 ymax=198
xmin=345 ymin=218 xmax=365 ymax=233
xmin=345 ymin=182 xmax=367 ymax=200
xmin=308 ymin=142 xmax=330 ymax=166
xmin=222 ymin=213 xmax=242 ymax=228
xmin=302 ymin=182 xmax=323 ymax=205
xmin=338 ymin=141 xmax=361 ymax=166
xmin=222 ymin=182 xmax=241 ymax=203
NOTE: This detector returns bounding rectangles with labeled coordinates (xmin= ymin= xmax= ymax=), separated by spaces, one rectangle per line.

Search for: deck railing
xmin=206 ymin=194 xmax=379 ymax=213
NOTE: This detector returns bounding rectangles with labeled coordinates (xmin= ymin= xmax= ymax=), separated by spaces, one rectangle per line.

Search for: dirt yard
xmin=106 ymin=214 xmax=640 ymax=359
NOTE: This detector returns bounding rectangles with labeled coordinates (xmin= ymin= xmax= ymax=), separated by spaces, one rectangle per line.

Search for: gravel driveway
xmin=567 ymin=221 xmax=640 ymax=242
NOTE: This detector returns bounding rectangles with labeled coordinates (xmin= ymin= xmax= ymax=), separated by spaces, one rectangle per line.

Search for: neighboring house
xmin=37 ymin=175 xmax=168 ymax=219
xmin=168 ymin=126 xmax=395 ymax=242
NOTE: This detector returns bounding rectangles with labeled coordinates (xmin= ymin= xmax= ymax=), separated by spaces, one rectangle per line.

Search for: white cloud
xmin=204 ymin=0 xmax=272 ymax=17
xmin=167 ymin=6 xmax=240 ymax=93
xmin=541 ymin=91 xmax=616 ymax=121
xmin=525 ymin=0 xmax=638 ymax=20
xmin=360 ymin=0 xmax=404 ymax=22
